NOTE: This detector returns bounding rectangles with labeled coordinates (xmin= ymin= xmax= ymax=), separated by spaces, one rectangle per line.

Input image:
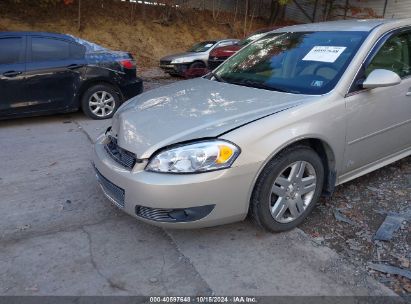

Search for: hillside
xmin=0 ymin=1 xmax=268 ymax=67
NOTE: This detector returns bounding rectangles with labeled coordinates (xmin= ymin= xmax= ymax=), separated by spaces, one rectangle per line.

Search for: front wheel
xmin=250 ymin=145 xmax=324 ymax=232
xmin=81 ymin=84 xmax=120 ymax=120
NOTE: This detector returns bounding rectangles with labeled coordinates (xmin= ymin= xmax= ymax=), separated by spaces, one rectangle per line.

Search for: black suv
xmin=0 ymin=32 xmax=143 ymax=120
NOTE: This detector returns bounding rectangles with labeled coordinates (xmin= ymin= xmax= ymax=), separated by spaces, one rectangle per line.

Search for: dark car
xmin=208 ymin=27 xmax=282 ymax=70
xmin=0 ymin=32 xmax=143 ymax=120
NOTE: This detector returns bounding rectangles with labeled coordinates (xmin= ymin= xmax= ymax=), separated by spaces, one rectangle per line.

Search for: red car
xmin=208 ymin=26 xmax=282 ymax=70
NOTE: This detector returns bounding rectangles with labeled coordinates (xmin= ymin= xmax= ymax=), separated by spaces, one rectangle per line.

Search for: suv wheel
xmin=250 ymin=145 xmax=324 ymax=232
xmin=81 ymin=84 xmax=120 ymax=120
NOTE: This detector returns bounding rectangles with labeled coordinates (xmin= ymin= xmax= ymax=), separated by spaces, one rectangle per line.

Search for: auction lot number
xmin=150 ymin=297 xmax=257 ymax=303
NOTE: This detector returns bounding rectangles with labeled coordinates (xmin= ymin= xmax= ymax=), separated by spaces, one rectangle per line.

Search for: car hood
xmin=160 ymin=52 xmax=204 ymax=61
xmin=111 ymin=78 xmax=314 ymax=159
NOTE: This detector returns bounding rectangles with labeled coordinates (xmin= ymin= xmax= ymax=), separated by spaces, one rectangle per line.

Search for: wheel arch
xmin=76 ymin=78 xmax=123 ymax=108
xmin=302 ymin=138 xmax=337 ymax=196
xmin=249 ymin=137 xmax=337 ymax=204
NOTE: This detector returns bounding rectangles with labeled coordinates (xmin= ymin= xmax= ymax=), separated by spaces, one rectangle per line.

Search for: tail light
xmin=119 ymin=59 xmax=136 ymax=70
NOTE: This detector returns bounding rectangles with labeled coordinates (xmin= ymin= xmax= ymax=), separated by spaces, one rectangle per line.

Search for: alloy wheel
xmin=269 ymin=161 xmax=317 ymax=223
xmin=88 ymin=91 xmax=115 ymax=118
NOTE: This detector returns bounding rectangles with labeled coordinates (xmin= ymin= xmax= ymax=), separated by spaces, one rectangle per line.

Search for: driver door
xmin=342 ymin=29 xmax=411 ymax=175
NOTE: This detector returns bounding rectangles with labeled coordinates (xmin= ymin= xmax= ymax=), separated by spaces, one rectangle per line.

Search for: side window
xmin=0 ymin=37 xmax=24 ymax=65
xmin=32 ymin=37 xmax=70 ymax=62
xmin=70 ymin=43 xmax=86 ymax=59
xmin=366 ymin=32 xmax=411 ymax=78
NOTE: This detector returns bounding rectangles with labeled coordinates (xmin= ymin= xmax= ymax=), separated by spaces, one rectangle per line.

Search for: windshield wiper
xmin=230 ymin=79 xmax=294 ymax=93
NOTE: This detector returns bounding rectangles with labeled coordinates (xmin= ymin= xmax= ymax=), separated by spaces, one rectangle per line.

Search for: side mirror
xmin=362 ymin=69 xmax=401 ymax=89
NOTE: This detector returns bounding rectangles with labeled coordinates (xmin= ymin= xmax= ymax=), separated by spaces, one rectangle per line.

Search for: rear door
xmin=25 ymin=35 xmax=86 ymax=112
xmin=0 ymin=35 xmax=26 ymax=116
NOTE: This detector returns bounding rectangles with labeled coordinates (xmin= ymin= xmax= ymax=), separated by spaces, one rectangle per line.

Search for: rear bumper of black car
xmin=119 ymin=77 xmax=143 ymax=101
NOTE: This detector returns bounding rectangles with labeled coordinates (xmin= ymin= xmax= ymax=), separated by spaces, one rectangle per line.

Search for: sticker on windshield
xmin=311 ymin=80 xmax=324 ymax=87
xmin=302 ymin=46 xmax=346 ymax=63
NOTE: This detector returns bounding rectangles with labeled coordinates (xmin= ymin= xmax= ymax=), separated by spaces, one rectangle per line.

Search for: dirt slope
xmin=0 ymin=1 xmax=266 ymax=67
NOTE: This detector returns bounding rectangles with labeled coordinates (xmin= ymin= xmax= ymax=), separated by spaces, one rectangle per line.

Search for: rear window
xmin=32 ymin=37 xmax=70 ymax=61
xmin=0 ymin=37 xmax=24 ymax=65
xmin=68 ymin=35 xmax=106 ymax=53
xmin=31 ymin=37 xmax=85 ymax=62
xmin=70 ymin=43 xmax=86 ymax=59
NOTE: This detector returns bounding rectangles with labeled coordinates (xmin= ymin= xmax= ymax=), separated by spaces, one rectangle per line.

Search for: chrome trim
xmin=348 ymin=118 xmax=411 ymax=145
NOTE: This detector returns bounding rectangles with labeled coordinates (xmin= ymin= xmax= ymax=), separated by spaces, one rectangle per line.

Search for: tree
xmin=268 ymin=0 xmax=291 ymax=25
xmin=7 ymin=0 xmax=67 ymax=5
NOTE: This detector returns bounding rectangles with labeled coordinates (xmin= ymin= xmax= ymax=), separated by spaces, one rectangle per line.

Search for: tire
xmin=81 ymin=84 xmax=121 ymax=120
xmin=189 ymin=61 xmax=206 ymax=69
xmin=250 ymin=145 xmax=324 ymax=232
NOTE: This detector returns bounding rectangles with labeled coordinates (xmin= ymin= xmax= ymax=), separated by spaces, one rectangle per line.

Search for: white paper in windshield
xmin=205 ymin=43 xmax=214 ymax=48
xmin=302 ymin=46 xmax=346 ymax=63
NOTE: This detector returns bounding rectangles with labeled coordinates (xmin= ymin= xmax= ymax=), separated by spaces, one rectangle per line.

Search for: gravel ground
xmin=139 ymin=68 xmax=410 ymax=298
xmin=302 ymin=156 xmax=411 ymax=297
xmin=140 ymin=67 xmax=181 ymax=91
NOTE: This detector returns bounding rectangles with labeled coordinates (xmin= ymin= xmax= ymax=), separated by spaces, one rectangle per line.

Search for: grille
xmin=135 ymin=206 xmax=176 ymax=222
xmin=135 ymin=205 xmax=215 ymax=223
xmin=104 ymin=136 xmax=137 ymax=170
xmin=95 ymin=167 xmax=125 ymax=209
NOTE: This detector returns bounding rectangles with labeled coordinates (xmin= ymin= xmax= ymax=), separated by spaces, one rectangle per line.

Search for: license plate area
xmin=94 ymin=166 xmax=125 ymax=209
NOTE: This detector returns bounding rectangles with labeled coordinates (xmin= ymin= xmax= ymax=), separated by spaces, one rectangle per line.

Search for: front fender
xmin=221 ymin=95 xmax=347 ymax=202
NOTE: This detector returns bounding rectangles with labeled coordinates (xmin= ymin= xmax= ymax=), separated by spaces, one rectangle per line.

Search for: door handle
xmin=406 ymin=91 xmax=411 ymax=96
xmin=67 ymin=64 xmax=84 ymax=70
xmin=3 ymin=71 xmax=22 ymax=78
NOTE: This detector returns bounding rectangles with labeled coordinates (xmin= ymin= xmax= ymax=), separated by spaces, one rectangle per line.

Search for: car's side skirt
xmin=337 ymin=146 xmax=411 ymax=186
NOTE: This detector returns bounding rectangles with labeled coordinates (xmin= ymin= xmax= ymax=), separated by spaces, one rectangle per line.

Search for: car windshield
xmin=238 ymin=32 xmax=267 ymax=46
xmin=188 ymin=41 xmax=217 ymax=52
xmin=215 ymin=31 xmax=367 ymax=95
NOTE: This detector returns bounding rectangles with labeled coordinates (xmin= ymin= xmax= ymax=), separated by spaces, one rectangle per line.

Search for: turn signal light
xmin=217 ymin=145 xmax=234 ymax=164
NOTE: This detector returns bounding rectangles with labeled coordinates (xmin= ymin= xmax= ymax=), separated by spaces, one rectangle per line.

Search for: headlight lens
xmin=171 ymin=58 xmax=188 ymax=64
xmin=146 ymin=140 xmax=240 ymax=173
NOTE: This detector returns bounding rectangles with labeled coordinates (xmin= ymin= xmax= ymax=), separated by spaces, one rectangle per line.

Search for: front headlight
xmin=171 ymin=58 xmax=189 ymax=64
xmin=146 ymin=140 xmax=240 ymax=173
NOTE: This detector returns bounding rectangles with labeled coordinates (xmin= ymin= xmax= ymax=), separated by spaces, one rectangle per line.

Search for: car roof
xmin=251 ymin=26 xmax=282 ymax=35
xmin=272 ymin=18 xmax=411 ymax=33
xmin=0 ymin=31 xmax=74 ymax=40
xmin=216 ymin=39 xmax=239 ymax=42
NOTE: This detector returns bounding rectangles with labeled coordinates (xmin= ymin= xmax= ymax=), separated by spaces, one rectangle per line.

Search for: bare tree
xmin=77 ymin=0 xmax=81 ymax=31
xmin=233 ymin=0 xmax=239 ymax=25
xmin=247 ymin=1 xmax=257 ymax=34
xmin=243 ymin=0 xmax=249 ymax=37
xmin=212 ymin=0 xmax=222 ymax=22
xmin=268 ymin=0 xmax=291 ymax=25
